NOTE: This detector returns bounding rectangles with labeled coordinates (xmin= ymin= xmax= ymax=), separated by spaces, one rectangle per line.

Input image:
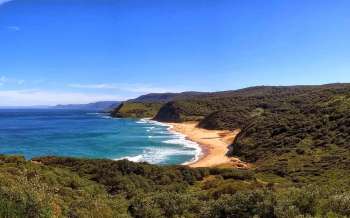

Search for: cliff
xmin=110 ymin=91 xmax=206 ymax=118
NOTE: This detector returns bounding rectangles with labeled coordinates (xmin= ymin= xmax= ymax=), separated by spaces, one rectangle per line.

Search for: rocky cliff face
xmin=153 ymin=102 xmax=182 ymax=122
xmin=198 ymin=109 xmax=253 ymax=130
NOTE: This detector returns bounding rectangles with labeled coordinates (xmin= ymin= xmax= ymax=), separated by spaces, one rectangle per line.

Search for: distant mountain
xmin=129 ymin=91 xmax=207 ymax=103
xmin=110 ymin=91 xmax=207 ymax=118
xmin=53 ymin=101 xmax=121 ymax=111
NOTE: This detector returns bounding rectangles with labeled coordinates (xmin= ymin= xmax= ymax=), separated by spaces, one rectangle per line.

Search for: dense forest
xmin=1 ymin=155 xmax=350 ymax=217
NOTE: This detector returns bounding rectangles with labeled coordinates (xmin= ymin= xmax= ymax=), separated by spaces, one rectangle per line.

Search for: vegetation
xmin=2 ymin=155 xmax=350 ymax=217
xmin=127 ymin=92 xmax=206 ymax=103
xmin=110 ymin=102 xmax=163 ymax=118
xmin=151 ymin=84 xmax=350 ymax=184
xmin=3 ymin=83 xmax=350 ymax=217
xmin=111 ymin=91 xmax=206 ymax=118
xmin=0 ymin=155 xmax=129 ymax=218
xmin=112 ymin=84 xmax=350 ymax=183
xmin=107 ymin=84 xmax=350 ymax=217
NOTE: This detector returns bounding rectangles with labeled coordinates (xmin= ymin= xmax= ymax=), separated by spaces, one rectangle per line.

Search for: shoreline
xmin=165 ymin=121 xmax=249 ymax=168
xmin=129 ymin=118 xmax=203 ymax=165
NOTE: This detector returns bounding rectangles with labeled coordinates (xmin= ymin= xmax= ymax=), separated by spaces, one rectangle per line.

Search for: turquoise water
xmin=0 ymin=109 xmax=201 ymax=165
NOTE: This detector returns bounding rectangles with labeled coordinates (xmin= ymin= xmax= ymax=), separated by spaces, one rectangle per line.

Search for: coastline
xmin=140 ymin=117 xmax=203 ymax=165
xmin=165 ymin=121 xmax=249 ymax=168
xmin=118 ymin=118 xmax=248 ymax=168
xmin=121 ymin=118 xmax=203 ymax=165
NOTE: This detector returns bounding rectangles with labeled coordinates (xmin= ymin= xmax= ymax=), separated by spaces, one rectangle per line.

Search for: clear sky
xmin=0 ymin=0 xmax=349 ymax=106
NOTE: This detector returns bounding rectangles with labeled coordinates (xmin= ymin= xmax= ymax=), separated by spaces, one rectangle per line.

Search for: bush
xmin=323 ymin=193 xmax=350 ymax=216
xmin=203 ymin=190 xmax=276 ymax=218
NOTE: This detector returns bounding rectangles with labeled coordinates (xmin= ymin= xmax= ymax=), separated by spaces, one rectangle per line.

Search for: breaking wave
xmin=116 ymin=118 xmax=202 ymax=165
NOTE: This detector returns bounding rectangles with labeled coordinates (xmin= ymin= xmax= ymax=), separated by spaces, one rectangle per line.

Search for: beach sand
xmin=166 ymin=122 xmax=249 ymax=168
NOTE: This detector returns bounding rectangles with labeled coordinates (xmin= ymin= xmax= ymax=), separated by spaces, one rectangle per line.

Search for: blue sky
xmin=0 ymin=0 xmax=349 ymax=106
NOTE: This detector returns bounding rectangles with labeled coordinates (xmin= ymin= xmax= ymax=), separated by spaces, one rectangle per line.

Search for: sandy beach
xmin=166 ymin=122 xmax=249 ymax=168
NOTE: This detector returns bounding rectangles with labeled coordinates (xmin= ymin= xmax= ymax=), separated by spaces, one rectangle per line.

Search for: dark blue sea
xmin=0 ymin=109 xmax=201 ymax=165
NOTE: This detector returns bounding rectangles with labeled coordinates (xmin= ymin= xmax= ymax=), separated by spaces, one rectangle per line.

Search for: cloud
xmin=68 ymin=83 xmax=183 ymax=93
xmin=0 ymin=76 xmax=9 ymax=83
xmin=69 ymin=83 xmax=117 ymax=89
xmin=0 ymin=0 xmax=13 ymax=6
xmin=6 ymin=26 xmax=20 ymax=31
xmin=0 ymin=89 xmax=123 ymax=106
xmin=17 ymin=80 xmax=25 ymax=85
xmin=0 ymin=76 xmax=24 ymax=85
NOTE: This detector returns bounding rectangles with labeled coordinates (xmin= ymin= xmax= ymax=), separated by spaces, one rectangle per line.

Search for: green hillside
xmin=128 ymin=92 xmax=206 ymax=103
xmin=152 ymin=84 xmax=350 ymax=184
xmin=111 ymin=84 xmax=350 ymax=186
xmin=110 ymin=92 xmax=206 ymax=118
xmin=1 ymin=155 xmax=350 ymax=218
xmin=110 ymin=102 xmax=163 ymax=118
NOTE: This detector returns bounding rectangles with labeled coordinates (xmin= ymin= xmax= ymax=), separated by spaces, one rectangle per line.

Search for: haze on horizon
xmin=0 ymin=0 xmax=349 ymax=106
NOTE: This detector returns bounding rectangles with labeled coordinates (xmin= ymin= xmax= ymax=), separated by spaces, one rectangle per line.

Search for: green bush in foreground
xmin=1 ymin=156 xmax=350 ymax=217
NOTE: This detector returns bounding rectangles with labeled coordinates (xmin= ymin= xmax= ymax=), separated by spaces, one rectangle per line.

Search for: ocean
xmin=0 ymin=109 xmax=201 ymax=165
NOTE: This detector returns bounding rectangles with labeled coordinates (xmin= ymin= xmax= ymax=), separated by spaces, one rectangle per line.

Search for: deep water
xmin=0 ymin=109 xmax=200 ymax=165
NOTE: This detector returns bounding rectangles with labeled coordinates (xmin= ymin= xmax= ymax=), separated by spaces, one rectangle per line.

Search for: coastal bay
xmin=166 ymin=122 xmax=249 ymax=168
xmin=0 ymin=110 xmax=200 ymax=165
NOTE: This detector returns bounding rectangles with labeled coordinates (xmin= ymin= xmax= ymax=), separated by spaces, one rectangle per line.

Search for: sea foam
xmin=116 ymin=118 xmax=202 ymax=165
xmin=115 ymin=147 xmax=197 ymax=164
